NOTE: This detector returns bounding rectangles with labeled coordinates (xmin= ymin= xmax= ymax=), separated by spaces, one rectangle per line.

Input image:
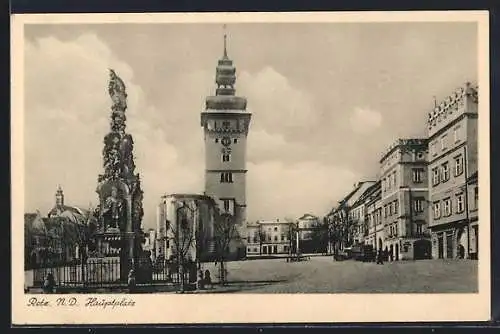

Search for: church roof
xmin=48 ymin=205 xmax=89 ymax=225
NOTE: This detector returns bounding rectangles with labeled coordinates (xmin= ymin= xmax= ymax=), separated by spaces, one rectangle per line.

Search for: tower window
xmin=220 ymin=172 xmax=233 ymax=183
xmin=222 ymin=154 xmax=231 ymax=162
xmin=215 ymin=138 xmax=219 ymax=143
xmin=234 ymin=138 xmax=238 ymax=144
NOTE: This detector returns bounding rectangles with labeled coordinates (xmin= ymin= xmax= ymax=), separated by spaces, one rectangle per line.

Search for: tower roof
xmin=205 ymin=26 xmax=248 ymax=111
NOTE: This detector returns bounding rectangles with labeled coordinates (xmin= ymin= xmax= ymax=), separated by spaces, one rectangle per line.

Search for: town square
xmin=22 ymin=20 xmax=480 ymax=294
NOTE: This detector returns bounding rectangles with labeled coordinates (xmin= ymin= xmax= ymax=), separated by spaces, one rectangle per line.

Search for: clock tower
xmin=201 ymin=31 xmax=252 ymax=258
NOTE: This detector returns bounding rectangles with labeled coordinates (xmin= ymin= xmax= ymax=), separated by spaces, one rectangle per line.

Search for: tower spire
xmin=223 ymin=24 xmax=228 ymax=59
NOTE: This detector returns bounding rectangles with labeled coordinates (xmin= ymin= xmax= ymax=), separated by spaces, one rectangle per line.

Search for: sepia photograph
xmin=12 ymin=11 xmax=490 ymax=324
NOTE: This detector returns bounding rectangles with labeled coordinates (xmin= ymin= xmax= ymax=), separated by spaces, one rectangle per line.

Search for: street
xmin=200 ymin=256 xmax=478 ymax=293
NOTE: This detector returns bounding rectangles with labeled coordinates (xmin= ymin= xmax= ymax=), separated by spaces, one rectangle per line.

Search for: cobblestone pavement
xmin=200 ymin=256 xmax=478 ymax=293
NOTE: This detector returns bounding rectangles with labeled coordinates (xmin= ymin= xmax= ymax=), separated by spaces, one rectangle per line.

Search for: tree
xmin=214 ymin=213 xmax=236 ymax=286
xmin=171 ymin=201 xmax=197 ymax=293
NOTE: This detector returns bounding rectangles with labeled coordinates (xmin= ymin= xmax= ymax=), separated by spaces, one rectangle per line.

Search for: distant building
xmin=328 ymin=181 xmax=377 ymax=250
xmin=361 ymin=181 xmax=382 ymax=249
xmin=296 ymin=214 xmax=326 ymax=254
xmin=25 ymin=186 xmax=90 ymax=269
xmin=379 ymin=138 xmax=431 ymax=260
xmin=427 ymin=83 xmax=478 ymax=259
xmin=245 ymin=219 xmax=293 ymax=256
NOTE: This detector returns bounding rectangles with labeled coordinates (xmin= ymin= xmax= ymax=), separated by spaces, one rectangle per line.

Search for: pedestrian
xmin=376 ymin=250 xmax=384 ymax=265
xmin=127 ymin=269 xmax=136 ymax=293
xmin=43 ymin=272 xmax=56 ymax=294
xmin=196 ymin=270 xmax=205 ymax=290
xmin=204 ymin=269 xmax=212 ymax=289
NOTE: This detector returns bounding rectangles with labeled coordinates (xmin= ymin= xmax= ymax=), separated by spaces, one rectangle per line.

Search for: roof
xmin=48 ymin=205 xmax=89 ymax=225
xmin=297 ymin=213 xmax=318 ymax=220
xmin=352 ymin=181 xmax=381 ymax=208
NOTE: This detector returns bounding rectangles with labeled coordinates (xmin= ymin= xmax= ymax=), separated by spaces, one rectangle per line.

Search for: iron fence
xmin=29 ymin=258 xmax=199 ymax=289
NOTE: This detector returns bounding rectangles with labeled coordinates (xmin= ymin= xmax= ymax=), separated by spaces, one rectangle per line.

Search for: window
xmin=220 ymin=172 xmax=233 ymax=183
xmin=431 ymin=141 xmax=437 ymax=156
xmin=441 ymin=134 xmax=448 ymax=151
xmin=222 ymin=121 xmax=230 ymax=128
xmin=274 ymin=227 xmax=278 ymax=232
xmin=454 ymin=125 xmax=462 ymax=143
xmin=284 ymin=245 xmax=289 ymax=252
xmin=281 ymin=234 xmax=285 ymax=241
xmin=474 ymin=187 xmax=479 ymax=209
xmin=432 ymin=167 xmax=440 ymax=186
xmin=393 ymin=172 xmax=397 ymax=187
xmin=274 ymin=235 xmax=278 ymax=241
xmin=441 ymin=162 xmax=450 ymax=182
xmin=273 ymin=246 xmax=278 ymax=254
xmin=222 ymin=154 xmax=231 ymax=162
xmin=395 ymin=224 xmax=398 ymax=237
xmin=416 ymin=223 xmax=423 ymax=235
xmin=443 ymin=198 xmax=451 ymax=216
xmin=215 ymin=138 xmax=219 ymax=143
xmin=456 ymin=193 xmax=465 ymax=213
xmin=394 ymin=200 xmax=398 ymax=215
xmin=414 ymin=198 xmax=424 ymax=212
xmin=234 ymin=138 xmax=238 ymax=144
xmin=416 ymin=151 xmax=425 ymax=160
xmin=412 ymin=168 xmax=424 ymax=183
xmin=454 ymin=155 xmax=464 ymax=176
xmin=433 ymin=202 xmax=441 ymax=219
xmin=224 ymin=199 xmax=230 ymax=211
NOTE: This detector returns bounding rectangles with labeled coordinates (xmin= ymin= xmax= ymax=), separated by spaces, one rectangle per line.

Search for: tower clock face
xmin=221 ymin=136 xmax=231 ymax=147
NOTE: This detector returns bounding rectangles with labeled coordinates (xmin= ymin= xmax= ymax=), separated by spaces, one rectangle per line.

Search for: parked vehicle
xmin=352 ymin=244 xmax=376 ymax=262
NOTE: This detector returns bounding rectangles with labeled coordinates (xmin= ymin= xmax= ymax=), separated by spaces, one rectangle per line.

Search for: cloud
xmin=349 ymin=107 xmax=383 ymax=134
xmin=24 ymin=34 xmax=202 ymax=229
xmin=246 ymin=161 xmax=358 ymax=221
xmin=239 ymin=67 xmax=318 ymax=135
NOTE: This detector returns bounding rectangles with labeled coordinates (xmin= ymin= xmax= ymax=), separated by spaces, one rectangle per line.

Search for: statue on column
xmin=102 ymin=186 xmax=124 ymax=229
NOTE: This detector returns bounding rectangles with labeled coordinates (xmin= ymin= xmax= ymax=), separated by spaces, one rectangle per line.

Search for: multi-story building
xmin=259 ymin=220 xmax=292 ymax=255
xmin=200 ymin=34 xmax=252 ymax=259
xmin=326 ymin=181 xmax=376 ymax=251
xmin=245 ymin=220 xmax=293 ymax=256
xmin=380 ymin=138 xmax=431 ymax=261
xmin=363 ymin=181 xmax=382 ymax=250
xmin=467 ymin=171 xmax=479 ymax=259
xmin=296 ymin=214 xmax=326 ymax=254
xmin=427 ymin=82 xmax=478 ymax=259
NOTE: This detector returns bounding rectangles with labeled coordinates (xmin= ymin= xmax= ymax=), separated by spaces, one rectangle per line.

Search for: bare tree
xmin=171 ymin=201 xmax=197 ymax=293
xmin=214 ymin=213 xmax=236 ymax=286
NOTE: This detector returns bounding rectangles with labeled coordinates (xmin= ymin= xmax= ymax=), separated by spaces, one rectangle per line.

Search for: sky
xmin=23 ymin=22 xmax=478 ymax=229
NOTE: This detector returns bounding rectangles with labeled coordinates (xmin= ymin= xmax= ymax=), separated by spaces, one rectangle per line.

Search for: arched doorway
xmin=414 ymin=239 xmax=432 ymax=260
xmin=389 ymin=244 xmax=394 ymax=261
xmin=395 ymin=244 xmax=399 ymax=261
xmin=378 ymin=238 xmax=383 ymax=251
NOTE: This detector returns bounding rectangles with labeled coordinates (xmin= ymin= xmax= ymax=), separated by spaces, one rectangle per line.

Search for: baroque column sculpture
xmin=93 ymin=69 xmax=144 ymax=282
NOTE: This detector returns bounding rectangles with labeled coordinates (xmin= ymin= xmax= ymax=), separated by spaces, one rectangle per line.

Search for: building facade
xmin=200 ymin=34 xmax=252 ymax=258
xmin=363 ymin=181 xmax=382 ymax=249
xmin=245 ymin=219 xmax=293 ymax=256
xmin=379 ymin=138 xmax=431 ymax=261
xmin=427 ymin=83 xmax=478 ymax=260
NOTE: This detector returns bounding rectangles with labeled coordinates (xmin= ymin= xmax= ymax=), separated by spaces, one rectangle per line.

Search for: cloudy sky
xmin=23 ymin=22 xmax=477 ymax=229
